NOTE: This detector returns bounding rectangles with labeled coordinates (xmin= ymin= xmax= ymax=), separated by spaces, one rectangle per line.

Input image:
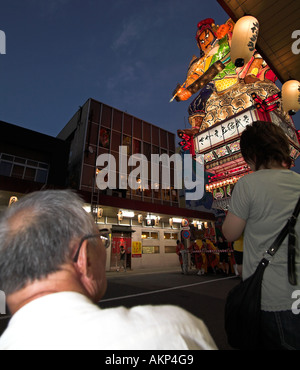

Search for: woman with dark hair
xmin=239 ymin=120 xmax=292 ymax=171
xmin=223 ymin=121 xmax=300 ymax=350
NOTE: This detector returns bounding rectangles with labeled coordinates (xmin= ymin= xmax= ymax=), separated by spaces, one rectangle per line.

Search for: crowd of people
xmin=176 ymin=237 xmax=239 ymax=277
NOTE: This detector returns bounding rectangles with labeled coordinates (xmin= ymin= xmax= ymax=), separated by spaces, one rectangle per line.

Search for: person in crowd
xmin=190 ymin=240 xmax=204 ymax=276
xmin=201 ymin=242 xmax=208 ymax=275
xmin=205 ymin=239 xmax=219 ymax=275
xmin=176 ymin=239 xmax=189 ymax=275
xmin=196 ymin=239 xmax=209 ymax=275
xmin=233 ymin=233 xmax=244 ymax=277
xmin=218 ymin=236 xmax=230 ymax=276
xmin=119 ymin=244 xmax=126 ymax=272
xmin=188 ymin=241 xmax=197 ymax=269
xmin=227 ymin=243 xmax=239 ymax=276
xmin=222 ymin=121 xmax=300 ymax=350
xmin=176 ymin=239 xmax=184 ymax=272
xmin=0 ymin=190 xmax=217 ymax=350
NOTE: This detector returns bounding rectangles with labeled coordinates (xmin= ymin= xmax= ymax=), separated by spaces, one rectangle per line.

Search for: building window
xmin=133 ymin=139 xmax=141 ymax=154
xmin=133 ymin=118 xmax=142 ymax=139
xmin=153 ymin=188 xmax=161 ymax=200
xmin=143 ymin=183 xmax=152 ymax=199
xmin=171 ymin=188 xmax=178 ymax=202
xmin=0 ymin=153 xmax=49 ymax=184
xmin=164 ymin=232 xmax=178 ymax=254
xmin=142 ymin=231 xmax=159 ymax=254
xmin=0 ymin=161 xmax=12 ymax=176
xmin=112 ymin=109 xmax=122 ymax=132
xmin=165 ymin=245 xmax=177 ymax=254
xmin=24 ymin=167 xmax=36 ymax=181
xmin=142 ymin=231 xmax=159 ymax=240
xmin=164 ymin=232 xmax=179 ymax=240
xmin=123 ymin=114 xmax=132 ymax=136
xmin=142 ymin=246 xmax=160 ymax=254
xmin=111 ymin=132 xmax=121 ymax=152
xmin=143 ymin=122 xmax=151 ymax=142
xmin=123 ymin=136 xmax=132 ymax=156
xmin=36 ymin=169 xmax=48 ymax=183
xmin=11 ymin=164 xmax=24 ymax=179
xmin=99 ymin=128 xmax=111 ymax=149
xmin=143 ymin=142 xmax=151 ymax=161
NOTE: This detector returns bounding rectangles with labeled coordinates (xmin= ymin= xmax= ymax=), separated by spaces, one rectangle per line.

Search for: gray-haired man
xmin=0 ymin=190 xmax=217 ymax=350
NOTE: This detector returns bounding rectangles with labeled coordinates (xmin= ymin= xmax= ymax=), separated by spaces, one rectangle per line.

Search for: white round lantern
xmin=230 ymin=16 xmax=259 ymax=67
xmin=282 ymin=80 xmax=300 ymax=115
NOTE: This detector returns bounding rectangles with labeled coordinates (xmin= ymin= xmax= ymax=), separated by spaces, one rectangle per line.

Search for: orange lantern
xmin=9 ymin=196 xmax=18 ymax=207
xmin=281 ymin=80 xmax=300 ymax=115
xmin=230 ymin=16 xmax=259 ymax=67
xmin=97 ymin=208 xmax=103 ymax=219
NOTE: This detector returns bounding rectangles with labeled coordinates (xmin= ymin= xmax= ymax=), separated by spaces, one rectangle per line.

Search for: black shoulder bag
xmin=225 ymin=196 xmax=300 ymax=350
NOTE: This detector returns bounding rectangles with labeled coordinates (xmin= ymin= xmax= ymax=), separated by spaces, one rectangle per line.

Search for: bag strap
xmin=265 ymin=195 xmax=300 ymax=285
xmin=288 ymin=196 xmax=300 ymax=285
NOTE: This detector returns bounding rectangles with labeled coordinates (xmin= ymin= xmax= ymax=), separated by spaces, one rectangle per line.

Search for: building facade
xmin=58 ymin=98 xmax=216 ymax=271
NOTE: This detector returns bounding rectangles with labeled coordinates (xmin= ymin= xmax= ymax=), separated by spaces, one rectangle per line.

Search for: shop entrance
xmin=110 ymin=233 xmax=132 ymax=271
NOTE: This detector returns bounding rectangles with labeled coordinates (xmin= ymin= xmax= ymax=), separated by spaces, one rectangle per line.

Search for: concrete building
xmin=58 ymin=98 xmax=216 ymax=271
xmin=0 ymin=100 xmax=216 ymax=272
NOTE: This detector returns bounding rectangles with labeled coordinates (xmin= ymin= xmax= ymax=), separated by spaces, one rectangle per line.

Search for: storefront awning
xmin=111 ymin=225 xmax=136 ymax=234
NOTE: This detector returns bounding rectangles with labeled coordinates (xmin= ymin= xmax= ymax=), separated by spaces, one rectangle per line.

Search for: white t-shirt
xmin=229 ymin=169 xmax=300 ymax=311
xmin=0 ymin=292 xmax=217 ymax=350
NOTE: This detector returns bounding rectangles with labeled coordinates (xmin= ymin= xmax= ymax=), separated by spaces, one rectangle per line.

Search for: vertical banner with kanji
xmin=132 ymin=241 xmax=142 ymax=258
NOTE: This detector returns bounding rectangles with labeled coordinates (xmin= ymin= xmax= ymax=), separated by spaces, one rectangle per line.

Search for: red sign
xmin=182 ymin=219 xmax=189 ymax=227
xmin=112 ymin=237 xmax=131 ymax=254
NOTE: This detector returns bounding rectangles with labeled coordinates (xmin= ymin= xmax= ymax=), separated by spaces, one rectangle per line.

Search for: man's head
xmin=240 ymin=121 xmax=292 ymax=171
xmin=0 ymin=190 xmax=107 ymax=308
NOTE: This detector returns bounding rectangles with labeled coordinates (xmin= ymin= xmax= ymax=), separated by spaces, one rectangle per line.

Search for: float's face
xmin=198 ymin=29 xmax=215 ymax=53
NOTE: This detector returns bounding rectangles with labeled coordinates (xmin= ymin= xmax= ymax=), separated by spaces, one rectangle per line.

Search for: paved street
xmin=0 ymin=268 xmax=240 ymax=350
xmin=101 ymin=268 xmax=240 ymax=350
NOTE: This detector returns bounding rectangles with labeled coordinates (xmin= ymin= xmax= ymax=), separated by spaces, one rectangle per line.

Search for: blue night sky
xmin=0 ymin=0 xmax=299 ymax=173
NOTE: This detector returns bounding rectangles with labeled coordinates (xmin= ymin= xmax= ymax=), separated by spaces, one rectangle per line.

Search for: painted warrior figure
xmin=172 ymin=18 xmax=279 ymax=138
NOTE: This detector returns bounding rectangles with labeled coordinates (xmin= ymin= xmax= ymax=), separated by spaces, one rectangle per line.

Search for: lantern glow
xmin=281 ymin=80 xmax=300 ymax=115
xmin=230 ymin=16 xmax=259 ymax=67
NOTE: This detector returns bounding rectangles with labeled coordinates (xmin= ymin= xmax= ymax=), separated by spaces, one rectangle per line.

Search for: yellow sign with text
xmin=132 ymin=241 xmax=142 ymax=258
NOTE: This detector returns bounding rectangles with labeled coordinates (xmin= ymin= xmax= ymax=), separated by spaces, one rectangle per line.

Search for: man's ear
xmin=75 ymin=240 xmax=89 ymax=277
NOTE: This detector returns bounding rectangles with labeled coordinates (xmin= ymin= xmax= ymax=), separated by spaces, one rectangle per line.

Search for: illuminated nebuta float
xmin=172 ymin=16 xmax=300 ymax=210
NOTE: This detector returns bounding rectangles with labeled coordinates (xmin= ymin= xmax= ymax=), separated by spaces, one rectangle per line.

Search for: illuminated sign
xmin=194 ymin=110 xmax=254 ymax=153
